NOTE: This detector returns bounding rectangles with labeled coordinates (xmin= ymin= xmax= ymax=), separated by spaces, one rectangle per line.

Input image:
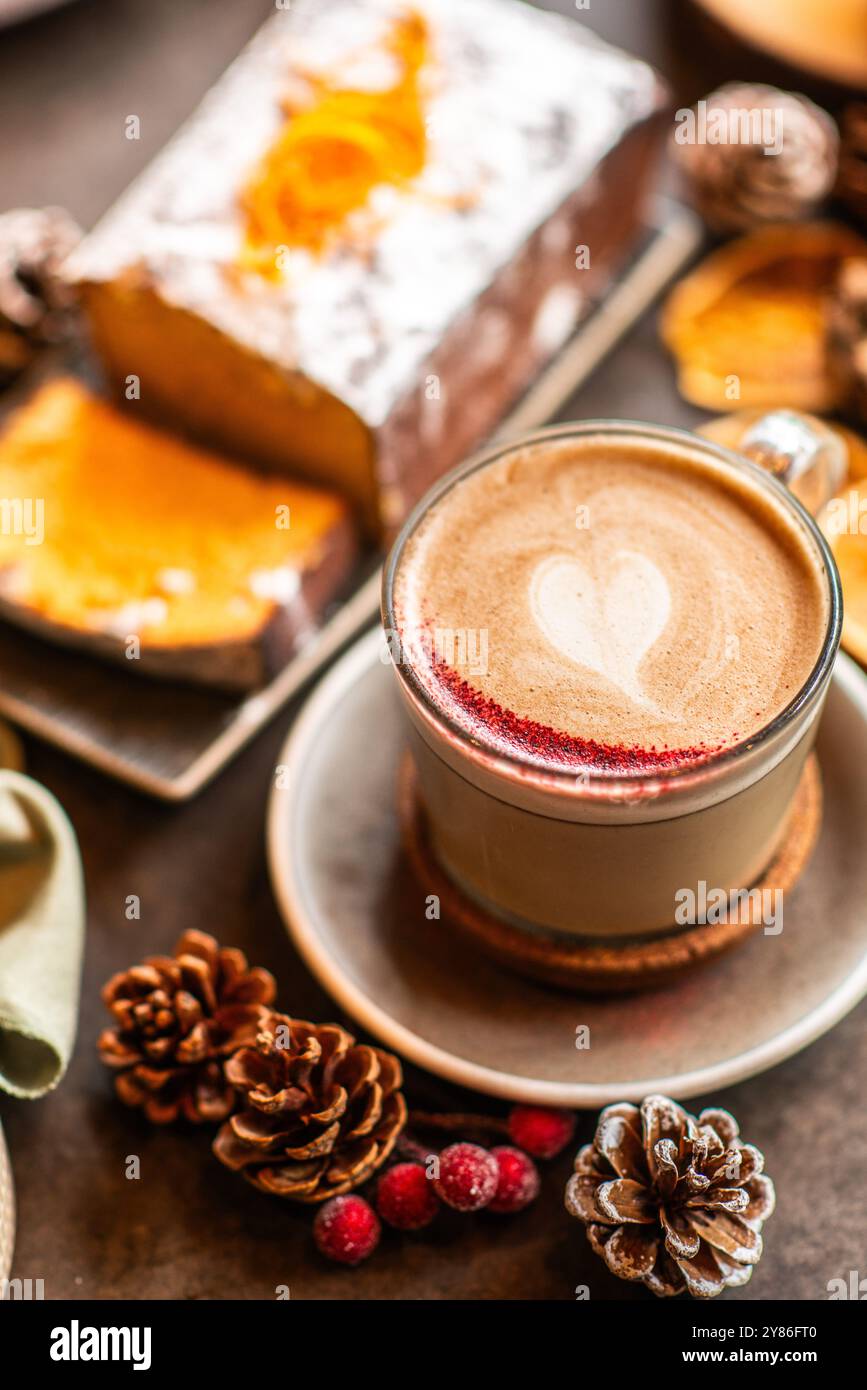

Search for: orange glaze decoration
xmin=240 ymin=10 xmax=430 ymax=273
xmin=0 ymin=378 xmax=351 ymax=646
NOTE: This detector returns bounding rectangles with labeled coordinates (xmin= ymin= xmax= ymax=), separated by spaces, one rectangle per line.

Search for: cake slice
xmin=65 ymin=0 xmax=667 ymax=536
xmin=0 ymin=378 xmax=358 ymax=689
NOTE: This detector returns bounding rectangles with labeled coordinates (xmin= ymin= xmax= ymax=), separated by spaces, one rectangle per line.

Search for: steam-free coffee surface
xmin=393 ymin=435 xmax=829 ymax=773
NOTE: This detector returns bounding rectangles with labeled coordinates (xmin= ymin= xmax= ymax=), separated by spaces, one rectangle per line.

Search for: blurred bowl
xmin=0 ymin=0 xmax=77 ymax=30
xmin=688 ymin=0 xmax=867 ymax=90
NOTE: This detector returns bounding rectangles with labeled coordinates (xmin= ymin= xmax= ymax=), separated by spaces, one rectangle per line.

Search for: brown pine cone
xmin=672 ymin=84 xmax=838 ymax=234
xmin=98 ymin=930 xmax=276 ymax=1124
xmin=565 ymin=1096 xmax=775 ymax=1298
xmin=212 ymin=1011 xmax=407 ymax=1202
xmin=0 ymin=207 xmax=81 ymax=385
xmin=828 ymin=257 xmax=867 ymax=421
xmin=837 ymin=104 xmax=867 ymax=227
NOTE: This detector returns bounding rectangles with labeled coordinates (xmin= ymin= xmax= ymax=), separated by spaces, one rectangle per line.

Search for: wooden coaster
xmin=398 ymin=753 xmax=822 ymax=993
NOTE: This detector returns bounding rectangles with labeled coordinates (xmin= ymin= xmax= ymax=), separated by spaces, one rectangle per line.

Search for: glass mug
xmin=382 ymin=415 xmax=843 ymax=941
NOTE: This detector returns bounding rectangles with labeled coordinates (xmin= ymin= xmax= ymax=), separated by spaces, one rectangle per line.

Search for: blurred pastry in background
xmin=661 ymin=222 xmax=867 ymax=411
xmin=65 ymin=0 xmax=668 ymax=537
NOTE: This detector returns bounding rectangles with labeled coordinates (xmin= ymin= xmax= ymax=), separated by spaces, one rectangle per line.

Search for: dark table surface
xmin=1 ymin=0 xmax=865 ymax=1302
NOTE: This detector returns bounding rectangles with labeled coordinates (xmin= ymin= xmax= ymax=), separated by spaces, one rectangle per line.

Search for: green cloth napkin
xmin=0 ymin=769 xmax=85 ymax=1098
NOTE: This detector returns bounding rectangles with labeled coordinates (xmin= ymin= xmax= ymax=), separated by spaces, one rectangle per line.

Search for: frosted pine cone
xmin=0 ymin=206 xmax=81 ymax=384
xmin=837 ymin=103 xmax=867 ymax=227
xmin=565 ymin=1095 xmax=775 ymax=1298
xmin=828 ymin=257 xmax=867 ymax=421
xmin=672 ymin=84 xmax=838 ymax=233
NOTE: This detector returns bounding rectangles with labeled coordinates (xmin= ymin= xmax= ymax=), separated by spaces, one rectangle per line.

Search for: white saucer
xmin=267 ymin=629 xmax=867 ymax=1106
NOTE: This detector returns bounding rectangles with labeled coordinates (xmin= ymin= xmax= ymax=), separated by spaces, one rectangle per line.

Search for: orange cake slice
xmin=65 ymin=0 xmax=666 ymax=538
xmin=0 ymin=378 xmax=358 ymax=689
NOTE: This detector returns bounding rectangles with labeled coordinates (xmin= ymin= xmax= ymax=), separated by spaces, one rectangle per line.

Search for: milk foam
xmin=530 ymin=550 xmax=671 ymax=711
xmin=392 ymin=435 xmax=829 ymax=771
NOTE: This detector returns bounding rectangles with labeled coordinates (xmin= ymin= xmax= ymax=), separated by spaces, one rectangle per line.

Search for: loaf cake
xmin=65 ymin=0 xmax=667 ymax=535
xmin=0 ymin=379 xmax=357 ymax=689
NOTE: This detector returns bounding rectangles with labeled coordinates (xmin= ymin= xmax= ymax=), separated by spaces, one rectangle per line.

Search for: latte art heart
xmin=529 ymin=551 xmax=672 ymax=708
xmin=392 ymin=435 xmax=829 ymax=772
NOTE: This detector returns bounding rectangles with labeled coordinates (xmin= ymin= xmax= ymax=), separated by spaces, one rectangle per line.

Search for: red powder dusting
xmin=430 ymin=657 xmax=722 ymax=774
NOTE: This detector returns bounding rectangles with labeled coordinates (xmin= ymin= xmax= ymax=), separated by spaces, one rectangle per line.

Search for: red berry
xmin=488 ymin=1146 xmax=541 ymax=1213
xmin=507 ymin=1105 xmax=576 ymax=1159
xmin=433 ymin=1142 xmax=499 ymax=1212
xmin=313 ymin=1195 xmax=380 ymax=1266
xmin=376 ymin=1163 xmax=439 ymax=1230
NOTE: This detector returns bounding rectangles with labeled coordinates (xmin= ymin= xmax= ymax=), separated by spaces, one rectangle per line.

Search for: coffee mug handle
xmin=736 ymin=410 xmax=847 ymax=518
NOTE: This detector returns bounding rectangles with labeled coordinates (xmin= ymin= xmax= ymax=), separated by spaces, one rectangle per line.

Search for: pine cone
xmin=828 ymin=257 xmax=867 ymax=421
xmin=672 ymin=84 xmax=838 ymax=234
xmin=99 ymin=930 xmax=276 ymax=1124
xmin=0 ymin=207 xmax=81 ymax=385
xmin=212 ymin=1011 xmax=407 ymax=1202
xmin=837 ymin=103 xmax=867 ymax=227
xmin=565 ymin=1096 xmax=775 ymax=1298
